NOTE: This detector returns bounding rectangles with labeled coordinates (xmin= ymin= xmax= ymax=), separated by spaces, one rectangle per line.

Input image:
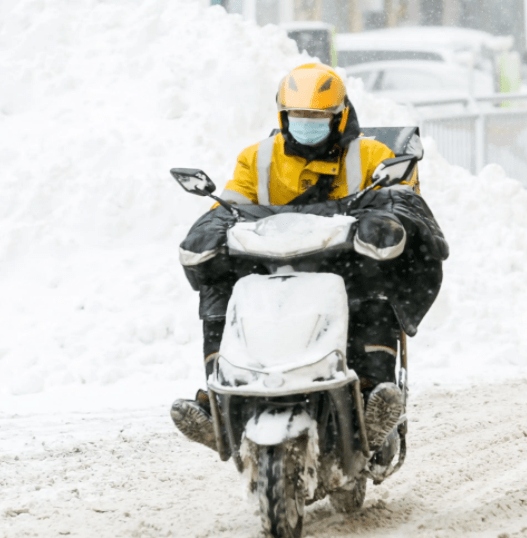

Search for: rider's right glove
xmin=354 ymin=212 xmax=406 ymax=261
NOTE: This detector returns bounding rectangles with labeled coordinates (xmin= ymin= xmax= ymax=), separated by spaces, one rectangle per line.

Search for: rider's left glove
xmin=354 ymin=213 xmax=406 ymax=261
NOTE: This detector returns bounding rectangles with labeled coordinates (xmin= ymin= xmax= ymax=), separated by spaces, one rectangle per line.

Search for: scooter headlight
xmin=215 ymin=350 xmax=347 ymax=390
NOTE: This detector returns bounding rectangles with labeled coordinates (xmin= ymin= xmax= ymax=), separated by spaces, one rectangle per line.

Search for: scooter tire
xmin=258 ymin=444 xmax=305 ymax=538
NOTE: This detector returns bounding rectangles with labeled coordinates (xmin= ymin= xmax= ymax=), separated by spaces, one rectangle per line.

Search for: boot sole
xmin=171 ymin=402 xmax=217 ymax=452
xmin=364 ymin=388 xmax=403 ymax=450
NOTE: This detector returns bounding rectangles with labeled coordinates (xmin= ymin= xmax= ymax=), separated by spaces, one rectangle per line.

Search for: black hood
xmin=281 ymin=96 xmax=361 ymax=162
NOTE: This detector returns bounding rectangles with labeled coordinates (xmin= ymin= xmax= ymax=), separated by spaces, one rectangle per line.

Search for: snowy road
xmin=1 ymin=1 xmax=526 ymax=537
xmin=2 ymin=379 xmax=526 ymax=538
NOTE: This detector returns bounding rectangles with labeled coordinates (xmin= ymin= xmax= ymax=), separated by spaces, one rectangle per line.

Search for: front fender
xmin=245 ymin=407 xmax=316 ymax=446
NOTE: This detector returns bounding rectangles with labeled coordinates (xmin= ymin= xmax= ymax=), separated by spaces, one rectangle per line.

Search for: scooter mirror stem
xmin=208 ymin=193 xmax=244 ymax=221
xmin=347 ymin=176 xmax=385 ymax=207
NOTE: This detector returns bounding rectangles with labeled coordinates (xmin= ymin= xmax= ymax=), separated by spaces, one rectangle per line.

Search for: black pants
xmin=347 ymin=300 xmax=399 ymax=388
xmin=202 ymin=300 xmax=398 ymax=388
xmin=203 ymin=319 xmax=226 ymax=359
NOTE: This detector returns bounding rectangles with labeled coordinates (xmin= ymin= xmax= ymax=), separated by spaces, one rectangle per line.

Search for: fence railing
xmin=407 ymin=93 xmax=527 ymax=183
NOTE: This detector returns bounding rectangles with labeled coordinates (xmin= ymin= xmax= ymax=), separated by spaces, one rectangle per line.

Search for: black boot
xmin=364 ymin=382 xmax=403 ymax=451
xmin=171 ymin=335 xmax=221 ymax=452
xmin=170 ymin=389 xmax=217 ymax=452
xmin=352 ymin=346 xmax=402 ymax=451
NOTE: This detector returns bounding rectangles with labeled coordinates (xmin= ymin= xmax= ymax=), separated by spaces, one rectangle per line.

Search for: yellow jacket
xmin=220 ymin=132 xmax=418 ymax=206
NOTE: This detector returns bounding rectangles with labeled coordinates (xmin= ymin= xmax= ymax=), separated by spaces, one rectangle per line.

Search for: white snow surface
xmin=227 ymin=213 xmax=356 ymax=257
xmin=244 ymin=408 xmax=314 ymax=446
xmin=1 ymin=0 xmax=526 ymax=416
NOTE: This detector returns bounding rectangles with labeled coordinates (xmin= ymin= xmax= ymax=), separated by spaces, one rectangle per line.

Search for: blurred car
xmin=337 ymin=34 xmax=454 ymax=66
xmin=346 ymin=60 xmax=495 ymax=103
xmin=281 ymin=21 xmax=336 ymax=67
xmin=336 ymin=26 xmax=514 ymax=93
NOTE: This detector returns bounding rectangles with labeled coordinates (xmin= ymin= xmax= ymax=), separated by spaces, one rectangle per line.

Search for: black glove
xmin=354 ymin=212 xmax=406 ymax=261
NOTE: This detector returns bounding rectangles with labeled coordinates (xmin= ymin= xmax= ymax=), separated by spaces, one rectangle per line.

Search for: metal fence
xmin=409 ymin=94 xmax=527 ymax=183
xmin=421 ymin=114 xmax=479 ymax=173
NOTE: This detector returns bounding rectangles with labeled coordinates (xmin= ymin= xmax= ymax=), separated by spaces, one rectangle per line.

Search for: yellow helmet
xmin=277 ymin=63 xmax=349 ymax=133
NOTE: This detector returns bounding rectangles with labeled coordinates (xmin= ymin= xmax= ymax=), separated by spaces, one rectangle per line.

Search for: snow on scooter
xmin=171 ymin=156 xmax=417 ymax=538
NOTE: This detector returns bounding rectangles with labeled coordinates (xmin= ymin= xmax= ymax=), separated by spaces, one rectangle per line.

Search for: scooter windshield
xmin=219 ymin=272 xmax=349 ymax=371
xmin=227 ymin=213 xmax=356 ymax=259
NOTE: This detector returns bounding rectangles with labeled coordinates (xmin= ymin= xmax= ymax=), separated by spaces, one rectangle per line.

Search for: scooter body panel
xmin=209 ymin=272 xmax=355 ymax=396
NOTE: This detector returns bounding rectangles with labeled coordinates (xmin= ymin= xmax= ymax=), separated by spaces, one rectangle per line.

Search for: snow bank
xmin=412 ymin=144 xmax=527 ymax=387
xmin=0 ymin=0 xmax=525 ymax=411
xmin=0 ymin=0 xmax=305 ymax=405
xmin=0 ymin=0 xmax=302 ymax=257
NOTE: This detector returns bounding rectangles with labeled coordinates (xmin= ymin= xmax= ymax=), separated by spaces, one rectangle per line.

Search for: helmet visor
xmin=288 ymin=109 xmax=334 ymax=119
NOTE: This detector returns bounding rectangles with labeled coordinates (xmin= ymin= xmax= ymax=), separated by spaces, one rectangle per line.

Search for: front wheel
xmin=329 ymin=474 xmax=367 ymax=513
xmin=258 ymin=444 xmax=306 ymax=538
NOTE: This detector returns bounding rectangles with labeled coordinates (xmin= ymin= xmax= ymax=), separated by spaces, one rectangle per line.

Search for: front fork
xmin=208 ymin=388 xmax=233 ymax=463
xmin=208 ymin=383 xmax=370 ymax=476
xmin=208 ymin=391 xmax=245 ymax=470
xmin=209 ymin=329 xmax=408 ymax=479
xmin=399 ymin=329 xmax=409 ymax=408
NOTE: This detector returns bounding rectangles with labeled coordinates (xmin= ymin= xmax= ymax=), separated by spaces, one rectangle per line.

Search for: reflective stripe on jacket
xmin=220 ymin=132 xmax=416 ymax=206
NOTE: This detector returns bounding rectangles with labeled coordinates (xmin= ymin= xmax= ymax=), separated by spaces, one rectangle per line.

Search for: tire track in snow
xmin=1 ymin=380 xmax=526 ymax=538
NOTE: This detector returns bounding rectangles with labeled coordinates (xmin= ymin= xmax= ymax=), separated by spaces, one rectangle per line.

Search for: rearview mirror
xmin=372 ymin=155 xmax=417 ymax=188
xmin=170 ymin=168 xmax=216 ymax=196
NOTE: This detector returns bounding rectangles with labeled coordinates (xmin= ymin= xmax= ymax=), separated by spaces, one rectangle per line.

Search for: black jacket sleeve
xmin=179 ymin=188 xmax=448 ymax=333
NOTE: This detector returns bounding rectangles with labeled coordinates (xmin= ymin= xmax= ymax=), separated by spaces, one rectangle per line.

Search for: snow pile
xmin=412 ymin=145 xmax=527 ymax=387
xmin=0 ymin=0 xmax=525 ymax=411
xmin=0 ymin=0 xmax=306 ymax=402
xmin=0 ymin=0 xmax=302 ymax=258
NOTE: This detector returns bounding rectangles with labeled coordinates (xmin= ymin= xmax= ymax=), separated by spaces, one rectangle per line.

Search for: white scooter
xmin=171 ymin=155 xmax=415 ymax=538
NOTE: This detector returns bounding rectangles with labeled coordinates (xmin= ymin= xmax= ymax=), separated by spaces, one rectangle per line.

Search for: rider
xmin=171 ymin=63 xmax=420 ymax=453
